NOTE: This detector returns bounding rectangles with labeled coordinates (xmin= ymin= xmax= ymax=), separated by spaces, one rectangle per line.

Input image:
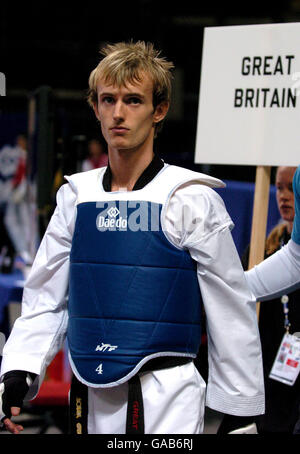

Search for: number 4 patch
xmin=96 ymin=363 xmax=103 ymax=375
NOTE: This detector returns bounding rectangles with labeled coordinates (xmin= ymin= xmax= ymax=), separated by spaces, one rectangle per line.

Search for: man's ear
xmin=153 ymin=101 xmax=169 ymax=125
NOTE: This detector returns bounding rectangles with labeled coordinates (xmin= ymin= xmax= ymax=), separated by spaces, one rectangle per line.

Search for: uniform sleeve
xmin=245 ymin=239 xmax=300 ymax=301
xmin=0 ymin=182 xmax=76 ymax=399
xmin=163 ymin=183 xmax=265 ymax=416
xmin=291 ymin=165 xmax=300 ymax=245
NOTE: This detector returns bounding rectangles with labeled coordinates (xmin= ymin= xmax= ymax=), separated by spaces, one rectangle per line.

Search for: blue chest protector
xmin=68 ymin=199 xmax=202 ymax=387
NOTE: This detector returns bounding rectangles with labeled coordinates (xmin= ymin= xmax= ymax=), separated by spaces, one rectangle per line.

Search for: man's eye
xmin=102 ymin=97 xmax=114 ymax=104
xmin=128 ymin=97 xmax=141 ymax=104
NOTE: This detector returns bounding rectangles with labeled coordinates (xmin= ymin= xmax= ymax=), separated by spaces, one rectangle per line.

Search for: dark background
xmin=0 ymin=0 xmax=299 ymax=181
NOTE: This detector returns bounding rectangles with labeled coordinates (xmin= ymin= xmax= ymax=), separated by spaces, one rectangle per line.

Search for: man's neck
xmin=109 ymin=148 xmax=155 ymax=192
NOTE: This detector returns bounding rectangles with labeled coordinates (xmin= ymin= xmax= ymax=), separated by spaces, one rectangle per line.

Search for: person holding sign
xmin=244 ymin=165 xmax=300 ymax=434
xmin=246 ymin=166 xmax=300 ymax=302
xmin=218 ymin=166 xmax=300 ymax=434
xmin=0 ymin=41 xmax=264 ymax=434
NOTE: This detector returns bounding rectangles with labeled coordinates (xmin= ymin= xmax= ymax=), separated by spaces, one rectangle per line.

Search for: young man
xmin=0 ymin=41 xmax=264 ymax=434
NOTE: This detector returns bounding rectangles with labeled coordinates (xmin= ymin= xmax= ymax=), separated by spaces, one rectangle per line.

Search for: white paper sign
xmin=195 ymin=23 xmax=300 ymax=166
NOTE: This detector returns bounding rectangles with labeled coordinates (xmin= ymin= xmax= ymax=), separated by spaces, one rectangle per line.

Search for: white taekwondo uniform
xmin=0 ymin=162 xmax=265 ymax=434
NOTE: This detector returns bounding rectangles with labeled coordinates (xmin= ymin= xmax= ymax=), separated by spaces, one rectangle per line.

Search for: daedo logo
xmin=96 ymin=205 xmax=128 ymax=230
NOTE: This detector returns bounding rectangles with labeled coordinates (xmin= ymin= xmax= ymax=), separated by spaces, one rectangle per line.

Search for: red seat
xmin=32 ymin=380 xmax=70 ymax=406
xmin=31 ymin=349 xmax=70 ymax=406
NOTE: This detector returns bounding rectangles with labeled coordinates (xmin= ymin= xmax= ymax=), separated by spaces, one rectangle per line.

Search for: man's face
xmin=93 ymin=73 xmax=167 ymax=154
xmin=275 ymin=166 xmax=296 ymax=223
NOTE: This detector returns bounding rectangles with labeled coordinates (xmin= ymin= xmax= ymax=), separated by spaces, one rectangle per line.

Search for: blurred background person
xmin=218 ymin=166 xmax=300 ymax=434
xmin=81 ymin=138 xmax=108 ymax=172
xmin=3 ymin=134 xmax=32 ymax=267
xmin=0 ymin=142 xmax=21 ymax=272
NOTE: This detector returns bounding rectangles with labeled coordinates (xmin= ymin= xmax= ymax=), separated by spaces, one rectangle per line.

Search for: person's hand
xmin=1 ymin=403 xmax=24 ymax=434
xmin=0 ymin=370 xmax=35 ymax=434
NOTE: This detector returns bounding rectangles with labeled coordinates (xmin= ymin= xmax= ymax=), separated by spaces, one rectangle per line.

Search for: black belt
xmin=126 ymin=356 xmax=192 ymax=434
xmin=69 ymin=374 xmax=89 ymax=434
xmin=69 ymin=356 xmax=192 ymax=434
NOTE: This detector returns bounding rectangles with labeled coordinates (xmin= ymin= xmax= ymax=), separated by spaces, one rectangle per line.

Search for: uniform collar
xmin=102 ymin=153 xmax=164 ymax=192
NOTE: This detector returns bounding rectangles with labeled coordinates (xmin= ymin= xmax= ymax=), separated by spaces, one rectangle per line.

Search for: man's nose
xmin=113 ymin=101 xmax=124 ymax=121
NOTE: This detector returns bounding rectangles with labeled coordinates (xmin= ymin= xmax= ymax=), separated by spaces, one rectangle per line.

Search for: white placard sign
xmin=195 ymin=23 xmax=300 ymax=166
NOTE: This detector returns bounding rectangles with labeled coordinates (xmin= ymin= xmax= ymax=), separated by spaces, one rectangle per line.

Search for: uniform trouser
xmin=70 ymin=361 xmax=206 ymax=434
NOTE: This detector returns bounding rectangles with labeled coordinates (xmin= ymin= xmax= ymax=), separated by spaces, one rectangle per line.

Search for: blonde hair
xmin=87 ymin=41 xmax=174 ymax=135
xmin=265 ymin=222 xmax=287 ymax=256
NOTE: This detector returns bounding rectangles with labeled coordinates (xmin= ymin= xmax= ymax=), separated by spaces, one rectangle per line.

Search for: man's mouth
xmin=110 ymin=126 xmax=129 ymax=132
